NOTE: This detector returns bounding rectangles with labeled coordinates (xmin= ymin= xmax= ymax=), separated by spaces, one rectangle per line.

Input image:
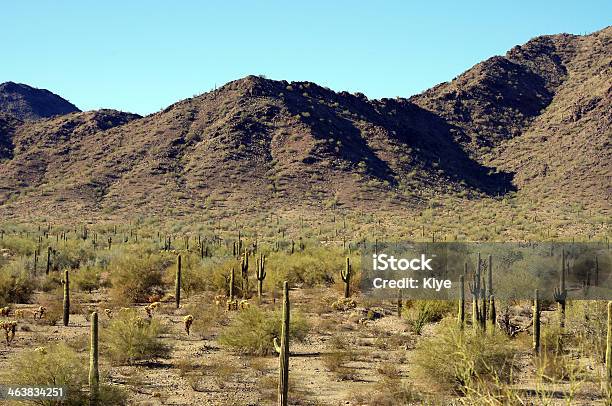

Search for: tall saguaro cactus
xmin=554 ymin=249 xmax=567 ymax=328
xmin=606 ymin=301 xmax=612 ymax=381
xmin=533 ymin=289 xmax=541 ymax=354
xmin=458 ymin=275 xmax=465 ymax=329
xmin=46 ymin=246 xmax=52 ymax=275
xmin=89 ymin=311 xmax=99 ymax=406
xmin=256 ymin=254 xmax=266 ymax=302
xmin=241 ymin=252 xmax=249 ymax=299
xmin=274 ymin=281 xmax=290 ymax=406
xmin=341 ymin=257 xmax=351 ymax=298
xmin=175 ymin=255 xmax=182 ymax=309
xmin=63 ymin=269 xmax=70 ymax=326
xmin=229 ymin=267 xmax=235 ymax=301
xmin=487 ymin=254 xmax=493 ymax=299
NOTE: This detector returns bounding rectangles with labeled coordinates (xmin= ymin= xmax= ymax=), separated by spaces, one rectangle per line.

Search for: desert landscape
xmin=0 ymin=24 xmax=610 ymax=405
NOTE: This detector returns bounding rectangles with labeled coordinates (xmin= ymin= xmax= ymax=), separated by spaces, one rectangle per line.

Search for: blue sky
xmin=2 ymin=1 xmax=610 ymax=115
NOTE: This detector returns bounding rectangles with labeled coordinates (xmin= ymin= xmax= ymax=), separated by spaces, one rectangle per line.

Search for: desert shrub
xmin=351 ymin=377 xmax=422 ymax=406
xmin=412 ymin=320 xmax=519 ymax=394
xmin=218 ymin=306 xmax=309 ymax=355
xmin=266 ymin=248 xmax=353 ymax=289
xmin=0 ymin=235 xmax=37 ymax=255
xmin=108 ymin=250 xmax=171 ymax=304
xmin=0 ymin=343 xmax=127 ymax=405
xmin=103 ymin=308 xmax=171 ymax=365
xmin=37 ymin=273 xmax=62 ymax=292
xmin=566 ymin=301 xmax=607 ymax=360
xmin=403 ymin=300 xmax=454 ymax=334
xmin=35 ymin=294 xmax=63 ymax=326
xmin=72 ymin=265 xmax=101 ymax=293
xmin=322 ymin=350 xmax=358 ymax=381
xmin=178 ymin=255 xmax=238 ymax=296
xmin=0 ymin=257 xmax=36 ymax=305
xmin=183 ymin=300 xmax=228 ymax=338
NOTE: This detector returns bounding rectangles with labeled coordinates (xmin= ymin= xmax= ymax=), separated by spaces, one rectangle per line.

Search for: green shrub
xmin=103 ymin=308 xmax=171 ymax=365
xmin=108 ymin=249 xmax=171 ymax=304
xmin=183 ymin=300 xmax=228 ymax=338
xmin=412 ymin=320 xmax=519 ymax=394
xmin=0 ymin=257 xmax=36 ymax=305
xmin=0 ymin=343 xmax=127 ymax=405
xmin=403 ymin=300 xmax=454 ymax=334
xmin=218 ymin=306 xmax=309 ymax=355
xmin=72 ymin=265 xmax=101 ymax=293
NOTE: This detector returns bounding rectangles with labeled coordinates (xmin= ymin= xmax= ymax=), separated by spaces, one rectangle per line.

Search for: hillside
xmin=0 ymin=27 xmax=609 ymax=220
xmin=0 ymin=82 xmax=80 ymax=121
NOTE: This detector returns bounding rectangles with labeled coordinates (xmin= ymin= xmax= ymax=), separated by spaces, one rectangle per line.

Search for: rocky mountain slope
xmin=0 ymin=82 xmax=80 ymax=121
xmin=0 ymin=27 xmax=609 ymax=220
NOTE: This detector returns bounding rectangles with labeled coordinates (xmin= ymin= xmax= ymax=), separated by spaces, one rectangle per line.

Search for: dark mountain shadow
xmin=380 ymin=100 xmax=516 ymax=196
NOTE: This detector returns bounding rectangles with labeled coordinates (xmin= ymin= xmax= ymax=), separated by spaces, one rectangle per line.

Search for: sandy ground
xmin=0 ymin=287 xmax=608 ymax=405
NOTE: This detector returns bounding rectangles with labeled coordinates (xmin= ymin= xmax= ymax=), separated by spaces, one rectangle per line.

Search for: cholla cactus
xmin=0 ymin=306 xmax=10 ymax=317
xmin=183 ymin=315 xmax=194 ymax=335
xmin=239 ymin=300 xmax=250 ymax=310
xmin=214 ymin=295 xmax=226 ymax=306
xmin=144 ymin=302 xmax=161 ymax=318
xmin=0 ymin=320 xmax=17 ymax=345
xmin=226 ymin=299 xmax=239 ymax=311
xmin=33 ymin=306 xmax=46 ymax=319
xmin=13 ymin=309 xmax=30 ymax=318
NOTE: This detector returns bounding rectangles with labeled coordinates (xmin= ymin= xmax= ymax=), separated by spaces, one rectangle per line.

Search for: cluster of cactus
xmin=468 ymin=254 xmax=494 ymax=330
xmin=256 ymin=254 xmax=266 ymax=302
xmin=340 ymin=257 xmax=352 ymax=298
xmin=0 ymin=320 xmax=17 ymax=345
xmin=273 ymin=281 xmax=290 ymax=406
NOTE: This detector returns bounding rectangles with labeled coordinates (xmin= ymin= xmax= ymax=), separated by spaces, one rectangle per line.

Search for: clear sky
xmin=2 ymin=1 xmax=610 ymax=115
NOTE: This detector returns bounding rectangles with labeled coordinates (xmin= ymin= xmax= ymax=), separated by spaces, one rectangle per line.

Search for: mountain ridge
xmin=0 ymin=27 xmax=609 ymax=220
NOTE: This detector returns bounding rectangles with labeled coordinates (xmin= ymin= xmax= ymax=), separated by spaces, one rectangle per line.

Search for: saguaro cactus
xmin=554 ymin=250 xmax=567 ymax=328
xmin=175 ymin=255 xmax=182 ymax=308
xmin=533 ymin=289 xmax=540 ymax=354
xmin=458 ymin=275 xmax=465 ymax=329
xmin=397 ymin=289 xmax=403 ymax=318
xmin=487 ymin=254 xmax=493 ymax=299
xmin=63 ymin=269 xmax=70 ymax=326
xmin=257 ymin=254 xmax=266 ymax=302
xmin=340 ymin=257 xmax=351 ymax=298
xmin=241 ymin=252 xmax=249 ymax=299
xmin=606 ymin=301 xmax=612 ymax=380
xmin=229 ymin=267 xmax=235 ymax=300
xmin=46 ymin=246 xmax=52 ymax=275
xmin=489 ymin=295 xmax=496 ymax=329
xmin=274 ymin=281 xmax=290 ymax=406
xmin=89 ymin=311 xmax=99 ymax=406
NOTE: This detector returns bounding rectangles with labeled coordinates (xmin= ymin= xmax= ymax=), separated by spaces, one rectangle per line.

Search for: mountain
xmin=0 ymin=82 xmax=80 ymax=121
xmin=411 ymin=27 xmax=611 ymax=208
xmin=0 ymin=27 xmax=609 ymax=220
